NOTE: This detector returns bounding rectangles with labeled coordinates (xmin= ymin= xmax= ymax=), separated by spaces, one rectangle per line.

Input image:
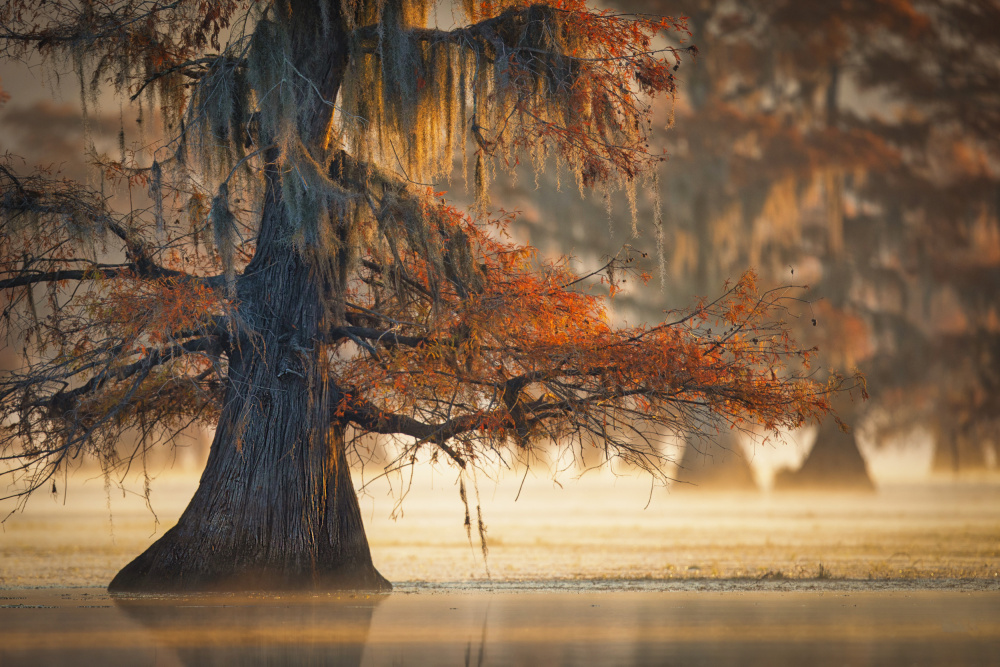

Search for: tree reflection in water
xmin=112 ymin=592 xmax=382 ymax=667
xmin=1 ymin=589 xmax=997 ymax=665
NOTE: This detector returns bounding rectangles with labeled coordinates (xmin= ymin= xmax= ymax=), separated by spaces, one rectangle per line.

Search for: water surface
xmin=1 ymin=587 xmax=998 ymax=666
xmin=2 ymin=474 xmax=998 ymax=664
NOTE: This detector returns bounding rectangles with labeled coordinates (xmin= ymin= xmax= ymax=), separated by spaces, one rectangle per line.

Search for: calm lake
xmin=2 ymin=468 xmax=998 ymax=664
xmin=1 ymin=588 xmax=998 ymax=666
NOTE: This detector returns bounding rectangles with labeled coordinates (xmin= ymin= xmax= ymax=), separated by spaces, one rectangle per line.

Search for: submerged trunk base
xmin=108 ymin=530 xmax=391 ymax=593
xmin=108 ymin=380 xmax=391 ymax=593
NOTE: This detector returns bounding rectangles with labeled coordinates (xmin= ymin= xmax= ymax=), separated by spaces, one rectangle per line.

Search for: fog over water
xmin=3 ymin=462 xmax=999 ymax=587
xmin=2 ymin=467 xmax=999 ymax=665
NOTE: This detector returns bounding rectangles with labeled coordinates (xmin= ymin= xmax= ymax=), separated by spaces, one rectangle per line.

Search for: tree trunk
xmin=107 ymin=0 xmax=391 ymax=593
xmin=931 ymin=423 xmax=989 ymax=473
xmin=773 ymin=420 xmax=875 ymax=492
xmin=109 ymin=377 xmax=390 ymax=592
xmin=111 ymin=147 xmax=388 ymax=592
xmin=675 ymin=431 xmax=758 ymax=491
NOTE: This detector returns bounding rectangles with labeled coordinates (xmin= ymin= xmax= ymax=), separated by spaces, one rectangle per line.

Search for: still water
xmin=1 ymin=587 xmax=998 ymax=666
xmin=2 ymin=470 xmax=999 ymax=664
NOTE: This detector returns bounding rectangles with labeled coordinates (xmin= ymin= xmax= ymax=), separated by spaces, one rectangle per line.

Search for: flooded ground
xmin=1 ymin=469 xmax=998 ymax=664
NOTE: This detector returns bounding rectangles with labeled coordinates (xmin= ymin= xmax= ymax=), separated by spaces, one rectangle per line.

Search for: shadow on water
xmin=112 ymin=592 xmax=383 ymax=667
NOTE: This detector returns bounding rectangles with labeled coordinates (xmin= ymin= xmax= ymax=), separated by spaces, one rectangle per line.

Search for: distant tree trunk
xmin=773 ymin=420 xmax=874 ymax=492
xmin=694 ymin=192 xmax=712 ymax=293
xmin=825 ymin=170 xmax=845 ymax=258
xmin=675 ymin=432 xmax=758 ymax=491
xmin=931 ymin=424 xmax=988 ymax=473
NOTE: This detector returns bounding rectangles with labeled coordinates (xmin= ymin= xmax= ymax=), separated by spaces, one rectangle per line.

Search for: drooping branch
xmin=0 ymin=166 xmax=229 ymax=290
xmin=332 ymin=254 xmax=852 ymax=481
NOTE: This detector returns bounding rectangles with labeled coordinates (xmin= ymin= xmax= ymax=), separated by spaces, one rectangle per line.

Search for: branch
xmin=332 ymin=326 xmax=429 ymax=349
xmin=352 ymin=7 xmax=690 ymax=68
xmin=0 ymin=265 xmax=131 ymax=289
xmin=41 ymin=336 xmax=224 ymax=416
xmin=0 ymin=171 xmax=228 ymax=290
xmin=339 ymin=394 xmax=476 ymax=468
xmin=129 ymin=55 xmax=233 ymax=102
xmin=0 ymin=1 xmax=184 ymax=49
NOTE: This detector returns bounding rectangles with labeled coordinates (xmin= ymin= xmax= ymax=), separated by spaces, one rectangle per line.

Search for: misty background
xmin=1 ymin=0 xmax=998 ymax=494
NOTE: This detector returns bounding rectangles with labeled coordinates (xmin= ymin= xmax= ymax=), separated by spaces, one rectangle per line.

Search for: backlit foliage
xmin=0 ymin=0 xmax=849 ymax=505
xmin=616 ymin=0 xmax=999 ymax=461
xmin=337 ymin=206 xmax=844 ymax=475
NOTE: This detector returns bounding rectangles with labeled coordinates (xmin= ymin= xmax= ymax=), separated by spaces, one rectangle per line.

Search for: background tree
xmin=0 ymin=0 xmax=847 ymax=592
xmin=674 ymin=429 xmax=758 ymax=491
xmin=509 ymin=0 xmax=1000 ymax=486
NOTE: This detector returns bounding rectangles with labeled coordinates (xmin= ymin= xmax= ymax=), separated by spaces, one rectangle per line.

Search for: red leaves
xmin=111 ymin=277 xmax=223 ymax=345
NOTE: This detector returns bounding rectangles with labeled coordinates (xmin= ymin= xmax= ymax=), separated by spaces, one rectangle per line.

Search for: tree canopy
xmin=0 ymin=0 xmax=852 ymax=590
xmin=510 ymin=0 xmax=999 ymax=478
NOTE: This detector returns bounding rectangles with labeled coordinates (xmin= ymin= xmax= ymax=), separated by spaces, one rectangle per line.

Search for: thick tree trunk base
xmin=674 ymin=432 xmax=758 ymax=491
xmin=108 ymin=453 xmax=391 ymax=593
xmin=773 ymin=421 xmax=875 ymax=492
xmin=109 ymin=527 xmax=391 ymax=593
xmin=105 ymin=110 xmax=398 ymax=593
xmin=109 ymin=385 xmax=391 ymax=593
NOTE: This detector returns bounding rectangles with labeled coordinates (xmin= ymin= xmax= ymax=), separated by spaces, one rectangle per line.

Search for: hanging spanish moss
xmin=210 ymin=182 xmax=238 ymax=284
xmin=149 ymin=160 xmax=164 ymax=235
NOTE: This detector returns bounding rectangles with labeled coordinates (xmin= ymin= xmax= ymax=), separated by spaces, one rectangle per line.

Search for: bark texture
xmin=109 ymin=362 xmax=390 ymax=591
xmin=111 ymin=196 xmax=390 ymax=591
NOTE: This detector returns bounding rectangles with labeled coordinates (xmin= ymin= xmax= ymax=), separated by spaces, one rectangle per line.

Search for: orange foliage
xmin=334 ymin=199 xmax=846 ymax=460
